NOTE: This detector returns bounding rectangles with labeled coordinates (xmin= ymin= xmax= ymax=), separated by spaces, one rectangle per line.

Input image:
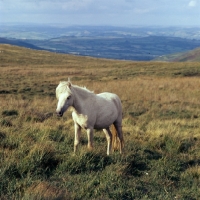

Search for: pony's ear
xmin=68 ymin=77 xmax=71 ymax=88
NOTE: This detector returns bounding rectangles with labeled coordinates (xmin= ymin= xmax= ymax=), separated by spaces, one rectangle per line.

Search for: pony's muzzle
xmin=56 ymin=110 xmax=63 ymax=117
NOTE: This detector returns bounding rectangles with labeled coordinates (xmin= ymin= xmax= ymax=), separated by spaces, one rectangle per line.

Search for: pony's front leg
xmin=86 ymin=128 xmax=94 ymax=151
xmin=74 ymin=122 xmax=81 ymax=153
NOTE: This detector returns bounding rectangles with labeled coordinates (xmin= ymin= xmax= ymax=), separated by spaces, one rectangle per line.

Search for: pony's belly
xmin=94 ymin=125 xmax=105 ymax=129
xmin=94 ymin=121 xmax=113 ymax=129
xmin=94 ymin=110 xmax=118 ymax=129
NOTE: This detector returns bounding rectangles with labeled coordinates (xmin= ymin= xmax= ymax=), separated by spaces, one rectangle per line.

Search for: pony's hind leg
xmin=113 ymin=122 xmax=124 ymax=154
xmin=103 ymin=128 xmax=112 ymax=155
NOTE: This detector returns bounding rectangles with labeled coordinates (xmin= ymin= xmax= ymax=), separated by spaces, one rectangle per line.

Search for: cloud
xmin=54 ymin=0 xmax=93 ymax=11
xmin=188 ymin=0 xmax=197 ymax=7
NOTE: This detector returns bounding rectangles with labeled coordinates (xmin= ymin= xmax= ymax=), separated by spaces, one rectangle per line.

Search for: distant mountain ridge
xmin=1 ymin=25 xmax=200 ymax=40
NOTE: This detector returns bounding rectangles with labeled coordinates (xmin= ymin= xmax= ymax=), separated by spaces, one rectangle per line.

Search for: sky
xmin=0 ymin=0 xmax=200 ymax=26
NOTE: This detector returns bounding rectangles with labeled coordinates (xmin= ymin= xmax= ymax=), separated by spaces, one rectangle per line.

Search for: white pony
xmin=56 ymin=80 xmax=124 ymax=155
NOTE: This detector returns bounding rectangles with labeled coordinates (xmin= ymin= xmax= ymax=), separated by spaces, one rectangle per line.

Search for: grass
xmin=0 ymin=44 xmax=200 ymax=199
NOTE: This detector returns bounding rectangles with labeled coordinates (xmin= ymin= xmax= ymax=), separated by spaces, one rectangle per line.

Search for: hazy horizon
xmin=1 ymin=23 xmax=200 ymax=29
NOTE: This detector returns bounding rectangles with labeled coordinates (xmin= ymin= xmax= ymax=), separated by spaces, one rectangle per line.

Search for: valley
xmin=1 ymin=25 xmax=200 ymax=61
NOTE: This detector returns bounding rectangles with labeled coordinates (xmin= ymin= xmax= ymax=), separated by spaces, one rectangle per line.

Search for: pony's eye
xmin=67 ymin=96 xmax=71 ymax=100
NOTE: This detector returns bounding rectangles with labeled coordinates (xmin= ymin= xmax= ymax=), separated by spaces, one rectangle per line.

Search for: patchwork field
xmin=0 ymin=44 xmax=200 ymax=199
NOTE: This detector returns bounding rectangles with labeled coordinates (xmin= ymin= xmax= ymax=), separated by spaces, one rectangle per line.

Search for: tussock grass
xmin=0 ymin=44 xmax=200 ymax=199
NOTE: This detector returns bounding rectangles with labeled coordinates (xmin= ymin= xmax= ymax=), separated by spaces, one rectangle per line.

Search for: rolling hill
xmin=154 ymin=47 xmax=200 ymax=62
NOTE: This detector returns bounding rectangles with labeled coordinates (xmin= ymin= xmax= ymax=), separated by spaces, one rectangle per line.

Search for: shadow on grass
xmin=2 ymin=110 xmax=18 ymax=116
xmin=123 ymin=152 xmax=151 ymax=177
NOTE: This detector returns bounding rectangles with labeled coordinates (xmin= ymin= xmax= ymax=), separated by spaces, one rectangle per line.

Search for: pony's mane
xmin=56 ymin=81 xmax=94 ymax=99
xmin=73 ymin=84 xmax=94 ymax=94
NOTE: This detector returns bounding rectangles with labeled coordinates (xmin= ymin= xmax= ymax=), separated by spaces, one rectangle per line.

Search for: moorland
xmin=0 ymin=44 xmax=200 ymax=199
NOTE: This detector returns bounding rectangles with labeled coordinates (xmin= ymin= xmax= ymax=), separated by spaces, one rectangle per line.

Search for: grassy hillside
xmin=0 ymin=44 xmax=200 ymax=199
xmin=0 ymin=38 xmax=43 ymax=50
xmin=155 ymin=47 xmax=200 ymax=62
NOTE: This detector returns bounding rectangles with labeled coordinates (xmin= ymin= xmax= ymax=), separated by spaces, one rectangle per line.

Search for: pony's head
xmin=56 ymin=80 xmax=73 ymax=117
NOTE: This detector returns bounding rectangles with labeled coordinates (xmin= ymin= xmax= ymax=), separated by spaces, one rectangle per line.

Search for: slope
xmin=155 ymin=47 xmax=200 ymax=62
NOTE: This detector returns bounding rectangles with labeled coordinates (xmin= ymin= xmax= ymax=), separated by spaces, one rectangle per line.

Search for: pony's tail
xmin=111 ymin=124 xmax=124 ymax=152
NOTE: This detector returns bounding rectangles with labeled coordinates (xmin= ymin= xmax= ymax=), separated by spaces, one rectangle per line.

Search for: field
xmin=0 ymin=44 xmax=200 ymax=199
